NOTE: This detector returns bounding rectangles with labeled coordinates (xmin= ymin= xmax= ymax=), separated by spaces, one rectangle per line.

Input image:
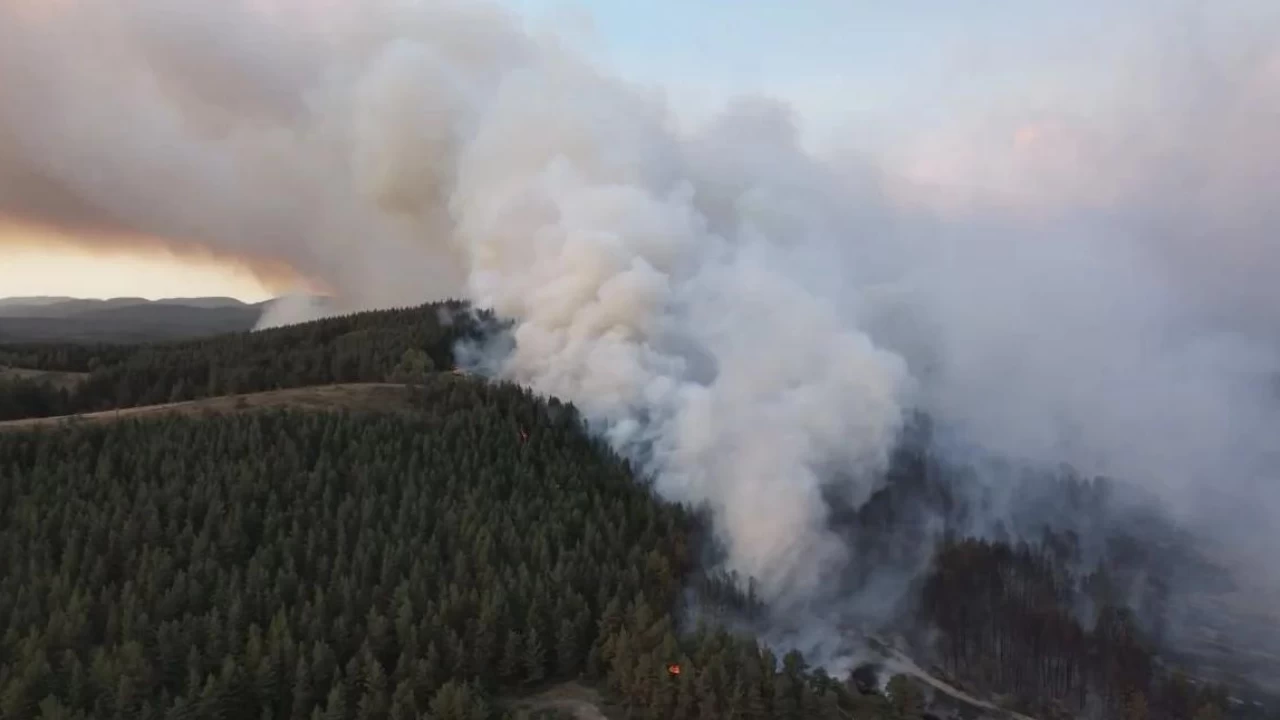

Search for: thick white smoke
xmin=444 ymin=59 xmax=912 ymax=601
xmin=2 ymin=0 xmax=1279 ymax=645
xmin=0 ymin=0 xmax=913 ymax=606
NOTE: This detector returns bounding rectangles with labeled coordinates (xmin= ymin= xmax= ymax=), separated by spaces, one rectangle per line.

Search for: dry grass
xmin=0 ymin=383 xmax=416 ymax=432
xmin=0 ymin=365 xmax=89 ymax=390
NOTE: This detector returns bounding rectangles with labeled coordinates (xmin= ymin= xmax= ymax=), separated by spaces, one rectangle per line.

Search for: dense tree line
xmin=0 ymin=376 xmax=889 ymax=719
xmin=0 ymin=343 xmax=136 ymax=373
xmin=822 ymin=416 xmax=1267 ymax=719
xmin=920 ymin=536 xmax=1231 ymax=720
xmin=0 ymin=302 xmax=492 ymax=421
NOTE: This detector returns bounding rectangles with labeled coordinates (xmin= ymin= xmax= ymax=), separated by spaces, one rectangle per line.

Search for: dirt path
xmin=507 ymin=683 xmax=612 ymax=720
xmin=879 ymin=647 xmax=1038 ymax=720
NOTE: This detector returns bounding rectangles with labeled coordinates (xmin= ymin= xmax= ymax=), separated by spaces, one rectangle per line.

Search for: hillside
xmin=0 ymin=296 xmax=257 ymax=318
xmin=0 ymin=297 xmax=78 ymax=308
xmin=0 ymin=301 xmax=1262 ymax=720
xmin=0 ymin=301 xmax=485 ymax=421
xmin=0 ymin=372 xmax=870 ymax=720
xmin=0 ymin=296 xmax=265 ymax=344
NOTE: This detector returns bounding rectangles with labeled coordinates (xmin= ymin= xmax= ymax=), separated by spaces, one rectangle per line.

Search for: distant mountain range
xmin=0 ymin=296 xmax=266 ymax=343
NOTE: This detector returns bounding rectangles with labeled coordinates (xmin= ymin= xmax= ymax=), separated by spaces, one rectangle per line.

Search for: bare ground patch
xmin=504 ymin=683 xmax=616 ymax=720
xmin=0 ymin=383 xmax=416 ymax=432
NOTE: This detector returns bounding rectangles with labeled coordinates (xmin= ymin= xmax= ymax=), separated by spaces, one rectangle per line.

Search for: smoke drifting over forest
xmin=3 ymin=0 xmax=1279 ymax=670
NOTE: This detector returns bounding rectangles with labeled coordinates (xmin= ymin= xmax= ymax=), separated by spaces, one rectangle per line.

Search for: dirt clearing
xmin=505 ymin=683 xmax=615 ymax=720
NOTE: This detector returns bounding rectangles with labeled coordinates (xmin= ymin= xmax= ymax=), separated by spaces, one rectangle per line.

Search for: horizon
xmin=4 ymin=0 xmax=1275 ymax=301
xmin=0 ymin=293 xmax=266 ymax=303
xmin=0 ymin=224 xmax=277 ymax=301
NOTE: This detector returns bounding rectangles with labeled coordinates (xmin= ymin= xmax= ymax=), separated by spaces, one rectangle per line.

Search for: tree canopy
xmin=0 ymin=302 xmax=1260 ymax=719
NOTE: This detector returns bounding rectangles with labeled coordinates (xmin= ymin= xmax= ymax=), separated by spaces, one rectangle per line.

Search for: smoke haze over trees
xmin=2 ymin=0 xmax=1279 ymax=708
xmin=0 ymin=308 xmax=1256 ymax=719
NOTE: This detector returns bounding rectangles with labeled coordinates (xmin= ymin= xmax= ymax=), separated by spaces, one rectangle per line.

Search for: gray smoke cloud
xmin=2 ymin=0 xmax=1278 ymax=665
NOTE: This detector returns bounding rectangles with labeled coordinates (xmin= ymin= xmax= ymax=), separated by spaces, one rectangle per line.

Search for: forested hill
xmin=0 ymin=304 xmax=885 ymax=720
xmin=0 ymin=301 xmax=1264 ymax=719
xmin=0 ymin=302 xmax=487 ymax=421
xmin=0 ymin=376 xmax=880 ymax=720
xmin=0 ymin=297 xmax=264 ymax=344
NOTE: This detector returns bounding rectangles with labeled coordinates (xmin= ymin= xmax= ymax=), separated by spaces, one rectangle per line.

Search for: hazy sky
xmin=0 ymin=225 xmax=274 ymax=300
xmin=0 ymin=0 xmax=1273 ymax=298
xmin=512 ymin=0 xmax=1158 ymax=138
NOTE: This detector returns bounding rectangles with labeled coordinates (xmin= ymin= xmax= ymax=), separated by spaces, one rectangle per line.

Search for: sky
xmin=511 ymin=0 xmax=1154 ymax=139
xmin=0 ymin=0 xmax=1275 ymax=299
xmin=0 ymin=224 xmax=274 ymax=301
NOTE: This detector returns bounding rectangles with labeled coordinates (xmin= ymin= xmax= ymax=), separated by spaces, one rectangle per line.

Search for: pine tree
xmin=358 ymin=650 xmax=388 ymax=720
xmin=499 ymin=632 xmax=523 ymax=685
xmin=322 ymin=685 xmax=346 ymax=720
xmin=417 ymin=644 xmax=443 ymax=700
xmin=36 ymin=695 xmax=75 ymax=720
xmin=290 ymin=657 xmax=313 ymax=720
xmin=555 ymin=619 xmax=580 ymax=678
xmin=523 ymin=629 xmax=546 ymax=686
xmin=387 ymin=680 xmax=417 ymax=720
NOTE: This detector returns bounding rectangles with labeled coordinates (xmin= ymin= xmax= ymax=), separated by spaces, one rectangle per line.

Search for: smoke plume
xmin=3 ymin=0 xmax=1279 ymax=665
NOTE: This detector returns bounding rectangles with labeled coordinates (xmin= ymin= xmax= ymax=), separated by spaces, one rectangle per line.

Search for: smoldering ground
xmin=2 ymin=0 xmax=1278 ymax=679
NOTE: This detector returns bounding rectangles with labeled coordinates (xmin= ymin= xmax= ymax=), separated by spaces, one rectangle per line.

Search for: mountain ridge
xmin=0 ymin=295 xmax=266 ymax=343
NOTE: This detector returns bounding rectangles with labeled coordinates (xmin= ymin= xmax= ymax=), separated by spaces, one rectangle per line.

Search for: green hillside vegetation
xmin=0 ymin=302 xmax=483 ymax=422
xmin=0 ymin=378 xmax=863 ymax=720
xmin=0 ymin=301 xmax=1262 ymax=719
xmin=0 ymin=298 xmax=264 ymax=344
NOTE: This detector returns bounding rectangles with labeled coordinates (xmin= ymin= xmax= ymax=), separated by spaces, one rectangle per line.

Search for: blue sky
xmin=497 ymin=0 xmax=1279 ymax=155
xmin=499 ymin=0 xmax=1174 ymax=146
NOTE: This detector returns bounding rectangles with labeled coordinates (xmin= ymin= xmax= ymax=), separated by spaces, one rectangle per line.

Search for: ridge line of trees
xmin=0 ymin=302 xmax=495 ymax=422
